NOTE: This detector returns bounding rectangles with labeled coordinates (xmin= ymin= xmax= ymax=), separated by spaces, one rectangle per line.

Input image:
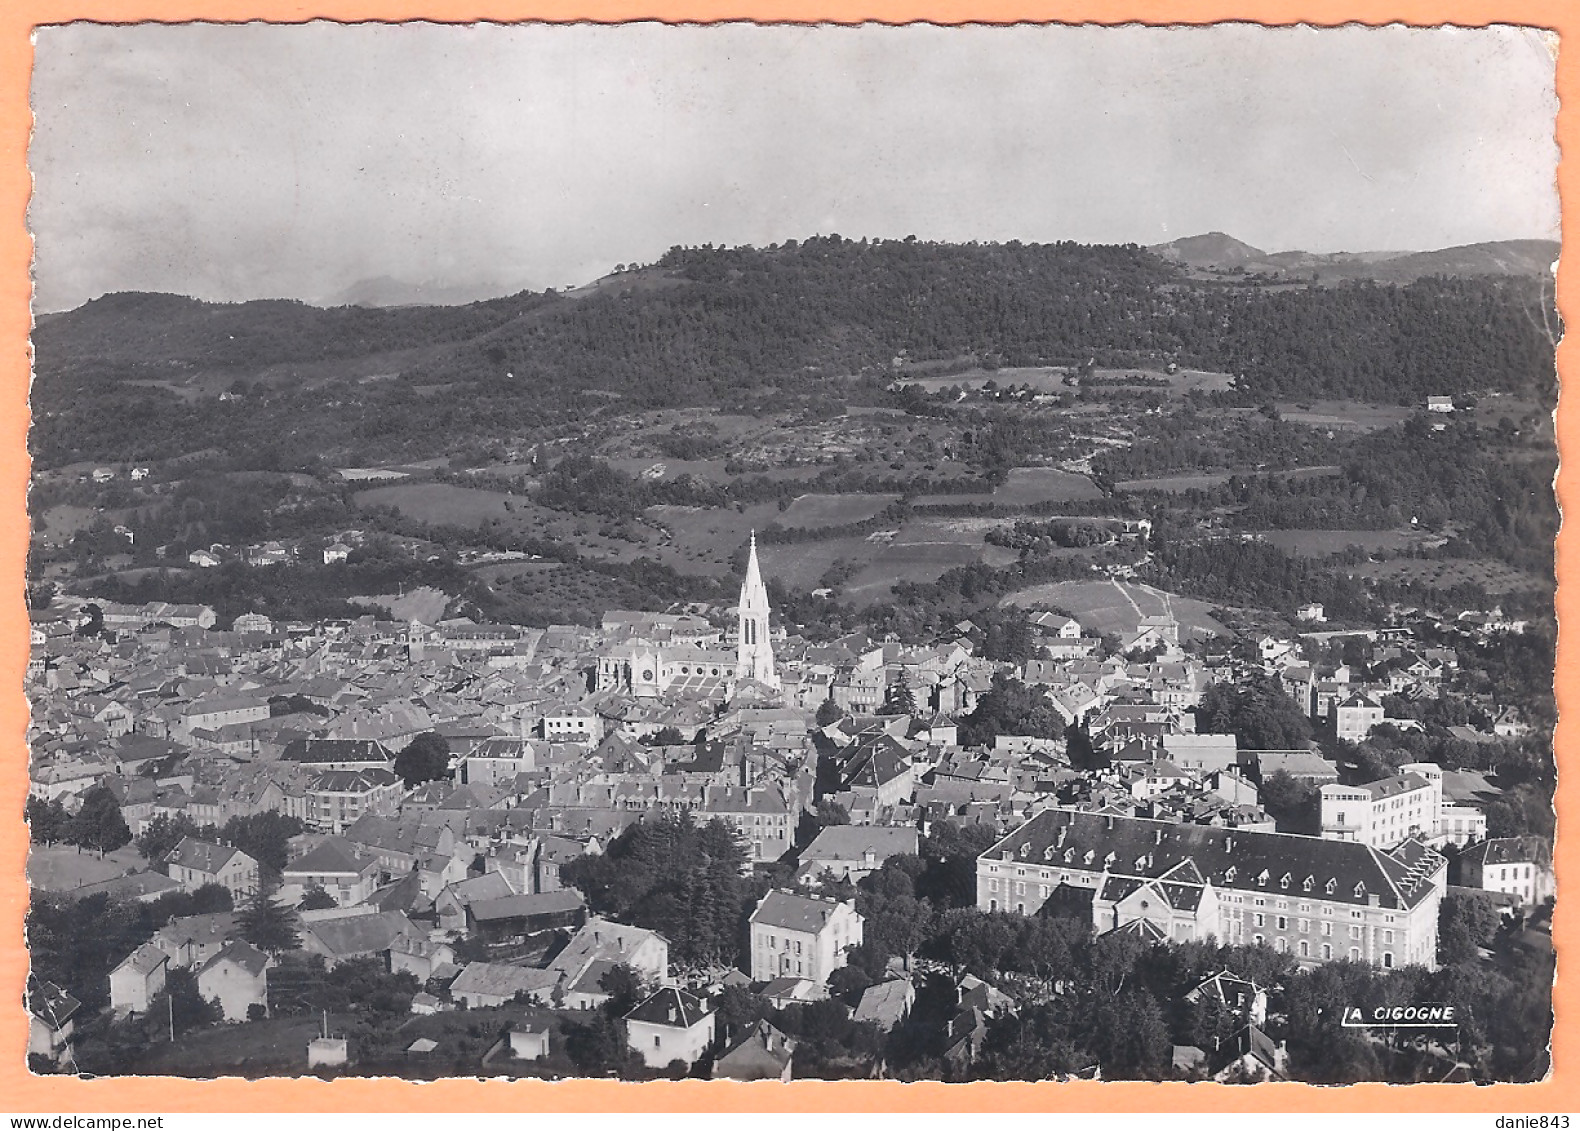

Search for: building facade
xmin=977 ymin=809 xmax=1445 ymax=971
xmin=748 ymin=890 xmax=863 ymax=983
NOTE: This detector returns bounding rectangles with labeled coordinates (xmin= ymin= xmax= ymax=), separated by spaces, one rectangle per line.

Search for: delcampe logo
xmin=1339 ymin=1004 xmax=1459 ymax=1028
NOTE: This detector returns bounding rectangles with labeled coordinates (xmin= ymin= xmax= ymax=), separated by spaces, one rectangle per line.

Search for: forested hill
xmin=31 ymin=236 xmax=1558 ymax=467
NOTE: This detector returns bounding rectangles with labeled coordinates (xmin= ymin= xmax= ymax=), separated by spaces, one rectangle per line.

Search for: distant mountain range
xmin=1149 ymin=232 xmax=1559 ymax=284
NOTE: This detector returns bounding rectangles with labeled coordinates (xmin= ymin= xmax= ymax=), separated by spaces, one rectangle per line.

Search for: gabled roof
xmin=164 ymin=836 xmax=247 ymax=875
xmin=624 ymin=986 xmax=712 ymax=1029
xmin=469 ymin=889 xmax=586 ymax=922
xmin=301 ymin=910 xmax=415 ymax=958
xmin=802 ymin=825 xmax=919 ymax=862
xmin=200 ymin=940 xmax=270 ymax=977
xmin=114 ymin=941 xmax=170 ymax=977
xmin=285 ymin=836 xmax=380 ymax=877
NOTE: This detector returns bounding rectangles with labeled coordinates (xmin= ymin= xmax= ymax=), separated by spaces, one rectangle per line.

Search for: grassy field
xmin=914 ymin=467 xmax=1101 ymax=508
xmin=1114 ymin=472 xmax=1233 ymax=493
xmin=358 ymin=482 xmax=665 ymax=563
xmin=778 ymin=493 xmax=899 ymax=528
xmin=1254 ymin=529 xmax=1423 ymax=558
xmin=755 ymin=535 xmax=881 ymax=591
xmin=645 ymin=502 xmax=783 ymax=575
xmin=839 ymin=517 xmax=1022 ymax=602
xmin=1002 ymin=579 xmax=1228 ymax=640
xmin=27 ymin=844 xmax=146 ymax=892
xmin=1347 ymin=557 xmax=1548 ymax=595
xmin=901 ymin=365 xmax=1234 ymax=397
xmin=1275 ymin=401 xmax=1414 ymax=432
xmin=347 ymin=586 xmax=451 ymax=624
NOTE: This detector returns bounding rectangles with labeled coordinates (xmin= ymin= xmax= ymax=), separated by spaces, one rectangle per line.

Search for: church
xmin=595 ymin=534 xmax=780 ymax=701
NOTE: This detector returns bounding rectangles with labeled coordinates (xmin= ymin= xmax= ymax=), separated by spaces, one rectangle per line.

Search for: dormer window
xmin=1135 ymin=855 xmax=1148 ymax=871
xmin=1103 ymin=851 xmax=1117 ymax=867
xmin=1325 ymin=878 xmax=1337 ymax=895
xmin=1257 ymin=869 xmax=1269 ymax=886
xmin=1224 ymin=866 xmax=1237 ymax=882
xmin=1044 ymin=846 xmax=1055 ymax=861
xmin=1302 ymin=876 xmax=1314 ymax=892
xmin=1064 ymin=847 xmax=1075 ymax=863
xmin=1019 ymin=843 xmax=1031 ymax=858
xmin=1280 ymin=873 xmax=1292 ymax=889
xmin=1083 ymin=850 xmax=1095 ymax=865
xmin=1354 ymin=882 xmax=1366 ymax=898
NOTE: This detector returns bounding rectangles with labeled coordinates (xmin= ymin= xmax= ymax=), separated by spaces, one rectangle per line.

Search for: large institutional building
xmin=978 ymin=808 xmax=1446 ymax=970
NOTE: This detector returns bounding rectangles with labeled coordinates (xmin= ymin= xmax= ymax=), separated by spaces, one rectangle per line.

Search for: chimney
xmin=668 ymin=1005 xmax=677 ymax=1023
xmin=1225 ymin=836 xmax=1235 ymax=853
xmin=1155 ymin=828 xmax=1163 ymax=845
xmin=1105 ymin=815 xmax=1114 ymax=832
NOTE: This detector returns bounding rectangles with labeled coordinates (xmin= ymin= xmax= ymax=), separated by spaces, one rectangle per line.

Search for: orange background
xmin=0 ymin=1 xmax=1571 ymax=1112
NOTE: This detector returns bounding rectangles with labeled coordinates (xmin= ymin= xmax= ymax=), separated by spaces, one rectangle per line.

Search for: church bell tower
xmin=736 ymin=532 xmax=779 ymax=689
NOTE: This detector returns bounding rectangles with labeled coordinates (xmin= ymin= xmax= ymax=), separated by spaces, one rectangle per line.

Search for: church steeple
xmin=736 ymin=532 xmax=778 ymax=688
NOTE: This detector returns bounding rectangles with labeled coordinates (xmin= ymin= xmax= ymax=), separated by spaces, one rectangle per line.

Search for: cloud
xmin=28 ymin=22 xmax=1559 ymax=311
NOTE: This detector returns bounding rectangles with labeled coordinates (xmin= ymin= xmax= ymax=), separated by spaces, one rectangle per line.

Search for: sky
xmin=28 ymin=21 xmax=1561 ymax=312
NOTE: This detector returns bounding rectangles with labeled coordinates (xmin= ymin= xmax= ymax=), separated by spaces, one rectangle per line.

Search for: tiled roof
xmin=984 ymin=809 xmax=1443 ymax=911
xmin=201 ymin=940 xmax=270 ymax=977
xmin=286 ymin=836 xmax=379 ymax=877
xmin=624 ymin=986 xmax=711 ymax=1029
xmin=750 ymin=890 xmax=854 ymax=934
xmin=164 ymin=836 xmax=243 ymax=874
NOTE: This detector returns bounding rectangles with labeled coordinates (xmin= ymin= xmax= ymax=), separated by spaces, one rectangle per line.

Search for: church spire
xmin=736 ymin=531 xmax=778 ymax=689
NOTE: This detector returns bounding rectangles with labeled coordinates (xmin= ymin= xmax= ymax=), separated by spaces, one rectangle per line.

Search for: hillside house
xmin=197 ymin=941 xmax=272 ymax=1022
xmin=164 ymin=837 xmax=260 ymax=901
xmin=625 ymin=987 xmax=716 ymax=1069
xmin=748 ymin=890 xmax=863 ymax=984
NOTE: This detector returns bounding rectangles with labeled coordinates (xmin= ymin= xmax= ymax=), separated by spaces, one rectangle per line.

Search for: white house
xmin=748 ymin=890 xmax=863 ymax=984
xmin=109 ymin=943 xmax=169 ymax=1014
xmin=624 ymin=987 xmax=716 ymax=1069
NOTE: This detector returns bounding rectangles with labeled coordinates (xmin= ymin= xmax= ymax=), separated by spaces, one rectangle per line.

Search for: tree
xmin=299 ymin=886 xmax=338 ymax=911
xmin=1065 ymin=721 xmax=1106 ymax=771
xmin=1438 ymin=889 xmax=1503 ymax=965
xmin=563 ymin=1011 xmax=629 ymax=1075
xmin=135 ymin=813 xmax=202 ymax=863
xmin=597 ymin=963 xmax=643 ymax=1016
xmin=1198 ymin=672 xmax=1313 ymax=751
xmin=956 ymin=675 xmax=1066 ymax=748
xmin=1257 ymin=770 xmax=1318 ymax=834
xmin=66 ymin=785 xmax=132 ymax=858
xmin=234 ymin=888 xmax=300 ymax=953
xmin=815 ymin=698 xmax=845 ymax=727
xmin=25 ymin=796 xmax=70 ymax=845
xmin=881 ymin=675 xmax=918 ymax=716
xmin=394 ymin=731 xmax=451 ymax=788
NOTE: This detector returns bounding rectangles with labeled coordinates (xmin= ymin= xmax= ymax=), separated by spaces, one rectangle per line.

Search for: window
xmin=654 ymin=1036 xmax=662 ymax=1048
xmin=1383 ymin=953 xmax=1394 ymax=969
xmin=1322 ymin=944 xmax=1332 ymax=960
xmin=1253 ymin=934 xmax=1264 ymax=946
xmin=1299 ymin=940 xmax=1310 ymax=958
xmin=1384 ymin=930 xmax=1394 ymax=944
xmin=1276 ymin=916 xmax=1288 ymax=931
xmin=1349 ymin=947 xmax=1360 ymax=961
xmin=1322 ymin=922 xmax=1333 ymax=937
xmin=1254 ymin=913 xmax=1265 ymax=928
xmin=1016 ymin=882 xmax=1025 ymax=896
xmin=1350 ymin=925 xmax=1363 ymax=940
